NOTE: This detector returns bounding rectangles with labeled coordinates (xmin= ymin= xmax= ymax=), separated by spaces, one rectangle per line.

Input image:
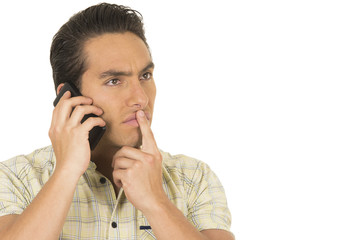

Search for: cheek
xmin=101 ymin=103 xmax=122 ymax=123
xmin=94 ymin=98 xmax=110 ymax=113
xmin=145 ymin=83 xmax=157 ymax=105
xmin=92 ymin=95 xmax=122 ymax=123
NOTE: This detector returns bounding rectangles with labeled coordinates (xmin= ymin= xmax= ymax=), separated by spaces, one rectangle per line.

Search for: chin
xmin=119 ymin=137 xmax=142 ymax=148
xmin=104 ymin=128 xmax=142 ymax=149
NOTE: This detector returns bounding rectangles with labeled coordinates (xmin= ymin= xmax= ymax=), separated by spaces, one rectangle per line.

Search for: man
xmin=0 ymin=3 xmax=233 ymax=239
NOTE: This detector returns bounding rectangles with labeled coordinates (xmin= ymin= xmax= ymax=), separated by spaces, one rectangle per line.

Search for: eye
xmin=106 ymin=78 xmax=122 ymax=86
xmin=140 ymin=72 xmax=152 ymax=81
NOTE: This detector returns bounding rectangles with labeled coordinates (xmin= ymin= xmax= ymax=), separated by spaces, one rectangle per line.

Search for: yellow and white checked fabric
xmin=0 ymin=146 xmax=231 ymax=239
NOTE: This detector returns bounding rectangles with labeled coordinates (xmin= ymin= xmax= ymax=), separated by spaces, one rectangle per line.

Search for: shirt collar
xmin=87 ymin=161 xmax=97 ymax=171
xmin=50 ymin=146 xmax=167 ymax=173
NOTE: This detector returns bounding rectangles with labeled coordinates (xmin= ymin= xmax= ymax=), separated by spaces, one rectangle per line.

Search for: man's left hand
xmin=112 ymin=110 xmax=167 ymax=213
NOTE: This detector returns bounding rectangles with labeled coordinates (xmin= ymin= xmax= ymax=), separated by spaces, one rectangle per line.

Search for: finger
xmin=113 ymin=146 xmax=145 ymax=158
xmin=59 ymin=96 xmax=93 ymax=116
xmin=54 ymin=95 xmax=93 ymax=126
xmin=69 ymin=105 xmax=103 ymax=127
xmin=113 ymin=146 xmax=146 ymax=165
xmin=60 ymin=90 xmax=72 ymax=101
xmin=51 ymin=91 xmax=71 ymax=127
xmin=80 ymin=117 xmax=106 ymax=132
xmin=112 ymin=157 xmax=136 ymax=170
xmin=136 ymin=110 xmax=158 ymax=153
xmin=112 ymin=170 xmax=123 ymax=188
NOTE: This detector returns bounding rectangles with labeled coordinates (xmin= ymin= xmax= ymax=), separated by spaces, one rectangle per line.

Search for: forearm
xmin=2 ymin=169 xmax=79 ymax=240
xmin=144 ymin=198 xmax=208 ymax=240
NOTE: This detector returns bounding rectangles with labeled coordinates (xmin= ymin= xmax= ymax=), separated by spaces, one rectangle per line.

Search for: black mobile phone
xmin=53 ymin=82 xmax=106 ymax=150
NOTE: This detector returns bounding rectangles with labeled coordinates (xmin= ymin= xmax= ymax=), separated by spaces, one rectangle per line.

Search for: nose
xmin=125 ymin=81 xmax=149 ymax=109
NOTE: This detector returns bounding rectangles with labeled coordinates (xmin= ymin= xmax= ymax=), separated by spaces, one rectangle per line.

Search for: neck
xmin=91 ymin=143 xmax=119 ymax=191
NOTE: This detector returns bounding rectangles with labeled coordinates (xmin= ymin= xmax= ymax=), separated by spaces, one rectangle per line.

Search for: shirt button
xmin=111 ymin=222 xmax=117 ymax=228
xmin=100 ymin=177 xmax=106 ymax=184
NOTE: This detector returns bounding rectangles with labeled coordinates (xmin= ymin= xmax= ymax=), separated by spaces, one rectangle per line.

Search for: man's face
xmin=80 ymin=32 xmax=156 ymax=148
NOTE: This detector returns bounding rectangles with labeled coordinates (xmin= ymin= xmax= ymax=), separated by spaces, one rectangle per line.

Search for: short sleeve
xmin=186 ymin=161 xmax=232 ymax=232
xmin=0 ymin=160 xmax=31 ymax=217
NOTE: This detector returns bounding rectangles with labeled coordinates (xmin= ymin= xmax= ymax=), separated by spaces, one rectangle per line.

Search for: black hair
xmin=50 ymin=3 xmax=148 ymax=91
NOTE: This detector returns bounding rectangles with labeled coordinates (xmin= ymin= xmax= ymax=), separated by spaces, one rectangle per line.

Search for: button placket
xmin=108 ymin=188 xmax=123 ymax=237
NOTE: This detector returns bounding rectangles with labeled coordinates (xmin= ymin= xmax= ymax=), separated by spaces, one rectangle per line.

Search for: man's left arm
xmin=112 ymin=110 xmax=234 ymax=240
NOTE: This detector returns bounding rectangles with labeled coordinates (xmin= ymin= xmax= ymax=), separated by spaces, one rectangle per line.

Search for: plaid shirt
xmin=0 ymin=146 xmax=231 ymax=239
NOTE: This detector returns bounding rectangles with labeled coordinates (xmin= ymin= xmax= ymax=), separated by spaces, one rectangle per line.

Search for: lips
xmin=122 ymin=112 xmax=151 ymax=127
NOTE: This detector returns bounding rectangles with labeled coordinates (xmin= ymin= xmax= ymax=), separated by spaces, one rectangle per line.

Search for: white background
xmin=0 ymin=0 xmax=361 ymax=239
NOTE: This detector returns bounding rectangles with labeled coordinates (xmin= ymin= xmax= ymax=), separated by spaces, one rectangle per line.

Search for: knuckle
xmin=53 ymin=125 xmax=63 ymax=134
xmin=48 ymin=128 xmax=54 ymax=138
xmin=122 ymin=146 xmax=131 ymax=151
xmin=63 ymin=124 xmax=72 ymax=132
xmin=120 ymin=146 xmax=131 ymax=155
xmin=112 ymin=170 xmax=119 ymax=179
xmin=82 ymin=117 xmax=96 ymax=126
xmin=134 ymin=161 xmax=142 ymax=169
xmin=85 ymin=116 xmax=95 ymax=124
xmin=60 ymin=98 xmax=71 ymax=108
xmin=121 ymin=180 xmax=129 ymax=189
xmin=89 ymin=117 xmax=101 ymax=125
xmin=144 ymin=154 xmax=154 ymax=164
xmin=73 ymin=105 xmax=84 ymax=114
xmin=156 ymin=152 xmax=162 ymax=161
xmin=112 ymin=154 xmax=120 ymax=163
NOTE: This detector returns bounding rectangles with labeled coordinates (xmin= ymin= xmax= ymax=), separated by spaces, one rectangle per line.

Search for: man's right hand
xmin=48 ymin=90 xmax=106 ymax=178
xmin=0 ymin=91 xmax=106 ymax=240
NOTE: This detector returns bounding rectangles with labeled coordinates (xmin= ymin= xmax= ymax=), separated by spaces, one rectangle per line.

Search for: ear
xmin=56 ymin=83 xmax=65 ymax=95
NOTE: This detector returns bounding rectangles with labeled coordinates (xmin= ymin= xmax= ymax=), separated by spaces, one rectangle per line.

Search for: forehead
xmin=83 ymin=32 xmax=151 ymax=72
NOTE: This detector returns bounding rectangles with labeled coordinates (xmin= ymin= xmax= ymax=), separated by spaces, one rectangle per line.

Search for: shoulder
xmin=160 ymin=149 xmax=216 ymax=184
xmin=0 ymin=146 xmax=55 ymax=215
xmin=161 ymin=149 xmax=207 ymax=171
xmin=0 ymin=146 xmax=55 ymax=178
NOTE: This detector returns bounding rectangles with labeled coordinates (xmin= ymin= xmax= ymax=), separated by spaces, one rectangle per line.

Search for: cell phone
xmin=53 ymin=82 xmax=106 ymax=150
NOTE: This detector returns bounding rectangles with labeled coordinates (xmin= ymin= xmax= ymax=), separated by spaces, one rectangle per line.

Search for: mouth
xmin=122 ymin=112 xmax=151 ymax=127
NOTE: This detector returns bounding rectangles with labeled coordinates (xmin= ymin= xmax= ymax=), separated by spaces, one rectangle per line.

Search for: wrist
xmin=53 ymin=155 xmax=89 ymax=180
xmin=52 ymin=166 xmax=82 ymax=186
xmin=142 ymin=194 xmax=173 ymax=218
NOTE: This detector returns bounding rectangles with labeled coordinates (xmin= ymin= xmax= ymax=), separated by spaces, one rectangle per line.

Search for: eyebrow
xmin=99 ymin=62 xmax=155 ymax=79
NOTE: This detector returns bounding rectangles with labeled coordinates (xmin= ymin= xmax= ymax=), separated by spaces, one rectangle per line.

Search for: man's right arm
xmin=0 ymin=91 xmax=105 ymax=240
xmin=0 ymin=169 xmax=80 ymax=240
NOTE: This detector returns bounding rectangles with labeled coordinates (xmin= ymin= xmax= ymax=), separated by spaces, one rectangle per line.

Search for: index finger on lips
xmin=136 ymin=110 xmax=158 ymax=153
